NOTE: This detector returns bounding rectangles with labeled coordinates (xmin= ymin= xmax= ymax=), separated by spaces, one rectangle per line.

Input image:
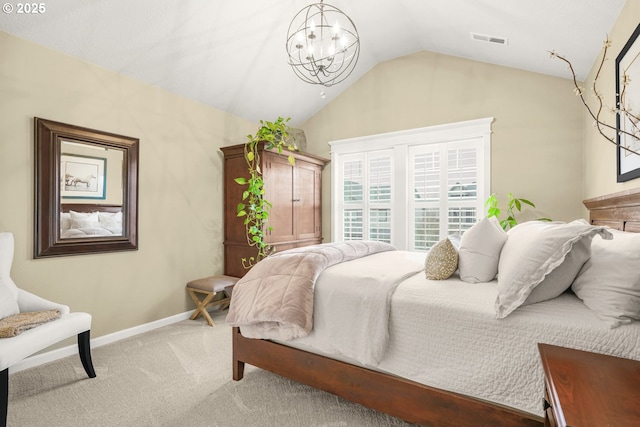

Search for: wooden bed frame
xmin=231 ymin=187 xmax=640 ymax=427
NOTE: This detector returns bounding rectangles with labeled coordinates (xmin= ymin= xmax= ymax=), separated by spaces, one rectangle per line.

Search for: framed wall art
xmin=616 ymin=23 xmax=640 ymax=182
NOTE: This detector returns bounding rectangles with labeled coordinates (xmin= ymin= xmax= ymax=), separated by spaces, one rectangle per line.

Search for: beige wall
xmin=583 ymin=0 xmax=640 ymax=199
xmin=0 ymin=31 xmax=255 ymax=339
xmin=301 ymin=50 xmax=586 ymax=241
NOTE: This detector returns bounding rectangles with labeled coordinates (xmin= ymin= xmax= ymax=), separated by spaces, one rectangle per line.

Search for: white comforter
xmin=285 ymin=251 xmax=640 ymax=416
xmin=226 ymin=241 xmax=397 ymax=341
xmin=290 ymin=250 xmax=424 ymax=366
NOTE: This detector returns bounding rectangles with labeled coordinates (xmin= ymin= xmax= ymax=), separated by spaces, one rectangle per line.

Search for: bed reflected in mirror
xmin=34 ymin=118 xmax=139 ymax=258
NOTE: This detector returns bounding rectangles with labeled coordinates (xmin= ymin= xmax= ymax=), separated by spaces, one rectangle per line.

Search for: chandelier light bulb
xmin=286 ymin=1 xmax=360 ymax=87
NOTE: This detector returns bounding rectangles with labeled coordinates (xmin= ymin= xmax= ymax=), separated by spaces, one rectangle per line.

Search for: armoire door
xmin=295 ymin=160 xmax=322 ymax=240
xmin=263 ymin=152 xmax=295 ymax=244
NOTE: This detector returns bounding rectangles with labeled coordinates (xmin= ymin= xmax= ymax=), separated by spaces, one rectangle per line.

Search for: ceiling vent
xmin=471 ymin=32 xmax=508 ymax=46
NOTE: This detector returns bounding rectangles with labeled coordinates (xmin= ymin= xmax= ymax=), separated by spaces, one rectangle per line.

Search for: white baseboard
xmin=10 ymin=310 xmax=195 ymax=374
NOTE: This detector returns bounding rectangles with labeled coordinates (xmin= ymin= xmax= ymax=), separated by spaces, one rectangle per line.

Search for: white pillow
xmin=69 ymin=219 xmax=102 ymax=229
xmin=69 ymin=210 xmax=99 ymax=221
xmin=523 ymin=237 xmax=590 ymax=305
xmin=0 ymin=232 xmax=20 ymax=319
xmin=69 ymin=211 xmax=101 ymax=230
xmin=458 ymin=216 xmax=507 ymax=283
xmin=60 ymin=212 xmax=72 ymax=231
xmin=98 ymin=211 xmax=122 ymax=228
xmin=572 ymin=230 xmax=640 ymax=328
xmin=495 ymin=220 xmax=611 ymax=319
xmin=447 ymin=233 xmax=461 ymax=251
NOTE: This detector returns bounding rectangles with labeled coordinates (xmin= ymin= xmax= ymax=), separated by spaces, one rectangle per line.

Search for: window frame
xmin=329 ymin=117 xmax=493 ymax=251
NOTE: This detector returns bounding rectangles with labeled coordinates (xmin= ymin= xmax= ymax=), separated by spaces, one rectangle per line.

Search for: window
xmin=330 ymin=118 xmax=492 ymax=251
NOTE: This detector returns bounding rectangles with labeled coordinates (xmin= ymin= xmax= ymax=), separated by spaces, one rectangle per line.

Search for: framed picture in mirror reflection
xmin=60 ymin=153 xmax=106 ymax=199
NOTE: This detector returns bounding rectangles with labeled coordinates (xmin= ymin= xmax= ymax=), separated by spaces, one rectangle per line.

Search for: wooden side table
xmin=538 ymin=343 xmax=640 ymax=427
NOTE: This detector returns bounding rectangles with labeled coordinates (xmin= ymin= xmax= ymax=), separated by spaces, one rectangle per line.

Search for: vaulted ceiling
xmin=0 ymin=0 xmax=626 ymax=125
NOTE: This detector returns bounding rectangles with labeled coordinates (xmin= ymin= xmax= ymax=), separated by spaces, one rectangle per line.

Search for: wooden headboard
xmin=61 ymin=203 xmax=122 ymax=214
xmin=583 ymin=187 xmax=640 ymax=232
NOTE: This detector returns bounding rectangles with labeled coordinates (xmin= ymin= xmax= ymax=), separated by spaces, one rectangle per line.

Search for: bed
xmin=60 ymin=203 xmax=123 ymax=239
xmin=228 ymin=188 xmax=640 ymax=426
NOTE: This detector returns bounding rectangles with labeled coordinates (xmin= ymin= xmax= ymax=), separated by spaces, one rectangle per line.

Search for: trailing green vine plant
xmin=234 ymin=117 xmax=297 ymax=268
xmin=485 ymin=193 xmax=551 ymax=230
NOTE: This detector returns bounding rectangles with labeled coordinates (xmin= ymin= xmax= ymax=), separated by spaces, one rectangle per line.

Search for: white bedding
xmin=60 ymin=210 xmax=122 ymax=238
xmin=60 ymin=227 xmax=121 ymax=238
xmin=226 ymin=241 xmax=396 ymax=341
xmin=290 ymin=250 xmax=424 ymax=366
xmin=285 ymin=251 xmax=640 ymax=417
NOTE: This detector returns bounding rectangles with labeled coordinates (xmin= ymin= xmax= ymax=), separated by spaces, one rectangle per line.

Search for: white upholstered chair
xmin=0 ymin=232 xmax=95 ymax=427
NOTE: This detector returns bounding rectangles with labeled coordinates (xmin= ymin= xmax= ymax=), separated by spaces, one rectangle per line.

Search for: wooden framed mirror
xmin=34 ymin=118 xmax=139 ymax=258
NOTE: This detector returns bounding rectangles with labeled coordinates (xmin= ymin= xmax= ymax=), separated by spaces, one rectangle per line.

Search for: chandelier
xmin=285 ymin=1 xmax=360 ymax=87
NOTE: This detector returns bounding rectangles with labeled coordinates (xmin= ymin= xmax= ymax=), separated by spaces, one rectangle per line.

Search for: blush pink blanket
xmin=225 ymin=241 xmax=396 ymax=340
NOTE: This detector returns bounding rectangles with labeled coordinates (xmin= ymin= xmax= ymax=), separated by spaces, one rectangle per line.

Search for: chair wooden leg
xmin=1 ymin=368 xmax=7 ymax=427
xmin=78 ymin=331 xmax=96 ymax=378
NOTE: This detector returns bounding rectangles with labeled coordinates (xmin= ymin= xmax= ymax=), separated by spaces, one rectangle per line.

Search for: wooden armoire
xmin=221 ymin=142 xmax=329 ymax=278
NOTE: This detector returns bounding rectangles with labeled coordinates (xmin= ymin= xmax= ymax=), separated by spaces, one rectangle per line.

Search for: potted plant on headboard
xmin=234 ymin=117 xmax=297 ymax=268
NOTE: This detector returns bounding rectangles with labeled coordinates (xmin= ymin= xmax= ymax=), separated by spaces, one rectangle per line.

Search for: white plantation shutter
xmin=331 ymin=118 xmax=492 ymax=251
xmin=409 ymin=142 xmax=480 ymax=250
xmin=335 ymin=151 xmax=393 ymax=243
xmin=446 ymin=146 xmax=478 ymax=236
xmin=411 ymin=146 xmax=441 ymax=250
xmin=368 ymin=155 xmax=392 ymax=243
xmin=343 ymin=210 xmax=363 ymax=239
xmin=342 ymin=158 xmax=364 ymax=239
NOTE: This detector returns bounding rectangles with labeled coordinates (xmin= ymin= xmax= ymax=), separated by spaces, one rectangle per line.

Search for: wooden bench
xmin=186 ymin=275 xmax=239 ymax=326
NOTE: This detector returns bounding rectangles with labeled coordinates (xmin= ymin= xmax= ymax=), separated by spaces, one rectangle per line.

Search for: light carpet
xmin=8 ymin=310 xmax=414 ymax=426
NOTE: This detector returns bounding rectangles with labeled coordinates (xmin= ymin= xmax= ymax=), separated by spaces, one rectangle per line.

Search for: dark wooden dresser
xmin=538 ymin=343 xmax=640 ymax=427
